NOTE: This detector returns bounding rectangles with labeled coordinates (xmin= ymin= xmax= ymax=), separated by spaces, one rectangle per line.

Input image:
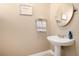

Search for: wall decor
xmin=19 ymin=4 xmax=32 ymax=16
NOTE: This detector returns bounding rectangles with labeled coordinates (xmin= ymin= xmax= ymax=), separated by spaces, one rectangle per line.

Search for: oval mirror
xmin=56 ymin=4 xmax=74 ymax=27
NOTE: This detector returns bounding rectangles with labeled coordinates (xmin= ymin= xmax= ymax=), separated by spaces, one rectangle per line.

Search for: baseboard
xmin=30 ymin=49 xmax=54 ymax=56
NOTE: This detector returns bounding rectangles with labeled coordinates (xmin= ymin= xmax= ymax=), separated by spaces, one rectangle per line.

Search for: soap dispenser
xmin=68 ymin=31 xmax=73 ymax=39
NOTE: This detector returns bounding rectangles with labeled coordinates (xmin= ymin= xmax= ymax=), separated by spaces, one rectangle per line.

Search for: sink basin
xmin=47 ymin=36 xmax=74 ymax=46
xmin=47 ymin=36 xmax=75 ymax=56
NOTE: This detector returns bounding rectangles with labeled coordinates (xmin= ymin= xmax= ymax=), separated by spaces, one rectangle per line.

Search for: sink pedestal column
xmin=54 ymin=45 xmax=61 ymax=56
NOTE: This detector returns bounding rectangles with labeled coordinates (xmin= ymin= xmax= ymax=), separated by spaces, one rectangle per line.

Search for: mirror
xmin=56 ymin=4 xmax=74 ymax=27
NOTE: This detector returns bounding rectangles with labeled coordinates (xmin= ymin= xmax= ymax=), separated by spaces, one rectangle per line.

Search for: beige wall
xmin=49 ymin=3 xmax=79 ymax=56
xmin=0 ymin=4 xmax=50 ymax=56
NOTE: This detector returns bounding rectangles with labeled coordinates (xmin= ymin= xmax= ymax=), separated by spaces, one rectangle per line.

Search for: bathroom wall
xmin=0 ymin=3 xmax=50 ymax=55
xmin=49 ymin=3 xmax=79 ymax=56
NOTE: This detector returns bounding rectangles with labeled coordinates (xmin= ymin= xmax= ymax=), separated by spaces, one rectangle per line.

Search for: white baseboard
xmin=30 ymin=49 xmax=54 ymax=56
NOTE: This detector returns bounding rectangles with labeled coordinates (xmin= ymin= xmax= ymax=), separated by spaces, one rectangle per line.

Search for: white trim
xmin=30 ymin=49 xmax=54 ymax=56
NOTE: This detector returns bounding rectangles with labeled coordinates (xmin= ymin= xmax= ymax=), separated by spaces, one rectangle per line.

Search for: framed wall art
xmin=19 ymin=4 xmax=32 ymax=16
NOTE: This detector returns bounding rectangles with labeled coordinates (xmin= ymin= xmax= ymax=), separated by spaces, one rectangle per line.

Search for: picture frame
xmin=19 ymin=4 xmax=32 ymax=16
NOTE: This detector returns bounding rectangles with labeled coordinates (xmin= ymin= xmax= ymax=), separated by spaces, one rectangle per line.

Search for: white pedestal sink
xmin=47 ymin=36 xmax=75 ymax=56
